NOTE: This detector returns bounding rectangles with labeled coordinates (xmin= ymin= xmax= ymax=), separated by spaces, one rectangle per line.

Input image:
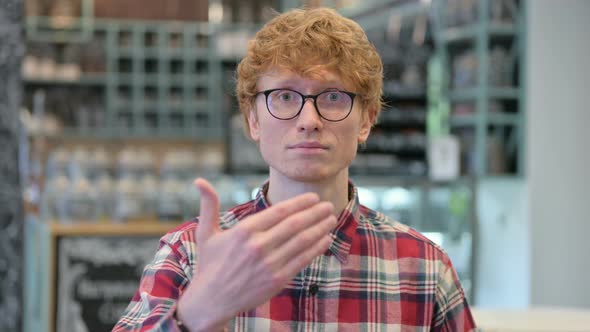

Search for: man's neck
xmin=266 ymin=169 xmax=350 ymax=217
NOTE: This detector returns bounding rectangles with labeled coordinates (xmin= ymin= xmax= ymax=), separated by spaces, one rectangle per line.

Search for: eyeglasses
xmin=256 ymin=88 xmax=357 ymax=122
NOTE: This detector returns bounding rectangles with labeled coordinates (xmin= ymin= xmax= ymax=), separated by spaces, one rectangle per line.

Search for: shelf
xmin=173 ymin=75 xmax=209 ymax=86
xmin=114 ymin=75 xmax=210 ymax=86
xmin=117 ymin=48 xmax=139 ymax=57
xmin=442 ymin=23 xmax=516 ymax=44
xmin=343 ymin=0 xmax=429 ymax=31
xmin=59 ymin=127 xmax=223 ymax=140
xmin=25 ymin=12 xmax=94 ymax=43
xmin=383 ymin=84 xmax=426 ymax=99
xmin=167 ymin=75 xmax=187 ymax=85
xmin=48 ymin=220 xmax=182 ymax=236
xmin=184 ymin=50 xmax=211 ymax=59
xmin=489 ymin=24 xmax=517 ymax=36
xmin=377 ymin=119 xmax=427 ymax=127
xmin=218 ymin=54 xmax=245 ymax=62
xmin=143 ymin=48 xmax=163 ymax=58
xmin=24 ymin=74 xmax=107 ymax=86
xmin=161 ymin=48 xmax=185 ymax=58
xmin=489 ymin=87 xmax=520 ymax=99
xmin=432 ymin=0 xmax=525 ymax=177
xmin=450 ymin=113 xmax=519 ymax=127
xmin=114 ymin=47 xmax=210 ymax=59
xmin=113 ymin=74 xmax=209 ymax=87
xmin=449 ymin=87 xmax=520 ymax=102
xmin=378 ymin=109 xmax=427 ymax=126
xmin=114 ymin=74 xmax=133 ymax=85
xmin=21 ymin=18 xmax=255 ymax=143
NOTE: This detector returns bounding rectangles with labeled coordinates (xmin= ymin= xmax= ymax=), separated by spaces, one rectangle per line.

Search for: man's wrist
xmin=173 ymin=307 xmax=191 ymax=332
xmin=176 ymin=300 xmax=228 ymax=332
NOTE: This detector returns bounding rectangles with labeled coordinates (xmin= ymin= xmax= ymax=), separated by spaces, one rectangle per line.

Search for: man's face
xmin=248 ymin=67 xmax=372 ymax=183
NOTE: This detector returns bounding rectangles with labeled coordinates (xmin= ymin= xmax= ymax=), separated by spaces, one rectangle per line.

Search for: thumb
xmin=194 ymin=178 xmax=221 ymax=244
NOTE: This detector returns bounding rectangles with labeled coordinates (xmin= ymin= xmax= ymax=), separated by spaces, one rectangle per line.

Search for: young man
xmin=114 ymin=7 xmax=476 ymax=332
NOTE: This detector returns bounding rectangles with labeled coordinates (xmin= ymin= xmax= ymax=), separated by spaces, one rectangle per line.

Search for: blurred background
xmin=0 ymin=0 xmax=589 ymax=331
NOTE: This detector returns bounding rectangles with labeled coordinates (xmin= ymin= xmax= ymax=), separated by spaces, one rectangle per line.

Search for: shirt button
xmin=309 ymin=283 xmax=319 ymax=295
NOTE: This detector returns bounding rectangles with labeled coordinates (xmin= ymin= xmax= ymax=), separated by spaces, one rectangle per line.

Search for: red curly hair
xmin=236 ymin=7 xmax=383 ymax=138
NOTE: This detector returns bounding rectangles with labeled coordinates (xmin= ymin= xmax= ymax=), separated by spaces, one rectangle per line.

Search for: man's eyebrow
xmin=271 ymin=78 xmax=345 ymax=89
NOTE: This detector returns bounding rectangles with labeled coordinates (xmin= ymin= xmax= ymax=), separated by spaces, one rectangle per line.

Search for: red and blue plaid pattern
xmin=114 ymin=182 xmax=477 ymax=331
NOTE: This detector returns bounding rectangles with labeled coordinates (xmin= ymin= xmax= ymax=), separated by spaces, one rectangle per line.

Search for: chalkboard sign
xmin=55 ymin=236 xmax=159 ymax=332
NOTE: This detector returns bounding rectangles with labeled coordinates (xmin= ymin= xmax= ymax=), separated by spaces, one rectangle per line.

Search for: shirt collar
xmin=253 ymin=180 xmax=359 ymax=264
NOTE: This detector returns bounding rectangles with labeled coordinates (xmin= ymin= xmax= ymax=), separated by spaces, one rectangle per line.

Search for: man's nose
xmin=296 ymin=98 xmax=323 ymax=131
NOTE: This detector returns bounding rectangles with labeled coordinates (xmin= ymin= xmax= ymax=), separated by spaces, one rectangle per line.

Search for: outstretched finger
xmin=259 ymin=201 xmax=334 ymax=251
xmin=194 ymin=178 xmax=221 ymax=244
xmin=239 ymin=192 xmax=321 ymax=232
xmin=268 ymin=214 xmax=336 ymax=270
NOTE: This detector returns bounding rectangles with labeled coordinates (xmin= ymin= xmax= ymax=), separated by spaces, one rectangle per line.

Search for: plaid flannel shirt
xmin=114 ymin=181 xmax=476 ymax=331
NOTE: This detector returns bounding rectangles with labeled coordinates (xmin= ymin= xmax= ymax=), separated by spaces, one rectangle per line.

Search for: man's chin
xmin=280 ymin=167 xmax=336 ymax=183
xmin=288 ymin=173 xmax=327 ymax=183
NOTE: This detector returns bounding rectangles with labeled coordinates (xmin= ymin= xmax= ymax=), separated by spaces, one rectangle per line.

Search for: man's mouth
xmin=289 ymin=142 xmax=328 ymax=149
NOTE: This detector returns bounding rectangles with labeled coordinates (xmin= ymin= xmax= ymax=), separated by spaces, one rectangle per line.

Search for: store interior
xmin=0 ymin=0 xmax=589 ymax=331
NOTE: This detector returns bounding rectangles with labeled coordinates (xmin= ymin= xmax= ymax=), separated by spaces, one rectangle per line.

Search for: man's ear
xmin=358 ymin=109 xmax=374 ymax=144
xmin=248 ymin=110 xmax=260 ymax=142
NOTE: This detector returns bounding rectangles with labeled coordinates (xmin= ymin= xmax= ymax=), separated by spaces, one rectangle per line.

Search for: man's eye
xmin=325 ymin=92 xmax=343 ymax=102
xmin=328 ymin=93 xmax=341 ymax=101
xmin=278 ymin=92 xmax=294 ymax=101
